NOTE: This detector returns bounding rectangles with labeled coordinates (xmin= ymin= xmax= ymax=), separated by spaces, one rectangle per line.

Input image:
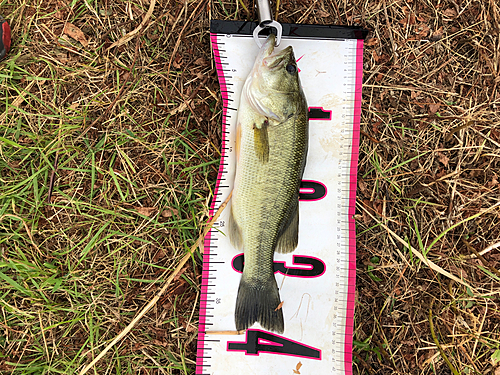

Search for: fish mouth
xmin=256 ymin=34 xmax=294 ymax=70
xmin=256 ymin=34 xmax=277 ymax=62
xmin=265 ymin=46 xmax=293 ymax=70
xmin=256 ymin=34 xmax=293 ymax=65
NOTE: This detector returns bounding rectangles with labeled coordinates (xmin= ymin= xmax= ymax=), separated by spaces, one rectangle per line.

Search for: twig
xmin=462 ymin=238 xmax=500 ymax=279
xmin=166 ymin=0 xmax=206 ymax=77
xmin=78 ymin=191 xmax=232 ymax=375
xmin=331 ymin=1 xmax=342 ymax=23
xmin=428 ymin=302 xmax=460 ymax=375
xmin=107 ymin=0 xmax=158 ymax=49
xmin=352 ymin=350 xmax=376 ymax=375
xmin=47 ymin=153 xmax=59 ymax=203
xmin=205 ymin=330 xmax=245 ymax=335
xmin=372 ymin=338 xmax=400 ymax=372
xmin=463 ymin=240 xmax=500 ymax=259
xmin=360 ymin=129 xmax=380 ymax=144
xmin=383 ymin=0 xmax=398 ymax=65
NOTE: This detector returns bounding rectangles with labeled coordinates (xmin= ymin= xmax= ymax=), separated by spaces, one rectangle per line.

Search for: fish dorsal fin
xmin=275 ymin=201 xmax=299 ymax=254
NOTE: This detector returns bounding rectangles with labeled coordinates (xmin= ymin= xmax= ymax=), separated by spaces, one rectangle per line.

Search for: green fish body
xmin=229 ymin=34 xmax=308 ymax=334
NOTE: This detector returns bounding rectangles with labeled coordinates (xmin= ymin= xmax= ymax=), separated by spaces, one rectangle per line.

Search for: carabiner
xmin=253 ymin=0 xmax=282 ymax=47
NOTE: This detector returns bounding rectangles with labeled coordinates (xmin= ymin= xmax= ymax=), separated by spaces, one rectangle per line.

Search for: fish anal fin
xmin=253 ymin=120 xmax=269 ymax=163
xmin=228 ymin=205 xmax=243 ymax=249
xmin=275 ymin=202 xmax=299 ymax=254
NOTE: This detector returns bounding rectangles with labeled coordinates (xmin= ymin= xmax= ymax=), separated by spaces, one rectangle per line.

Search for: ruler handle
xmin=256 ymin=0 xmax=273 ymax=26
xmin=253 ymin=0 xmax=282 ymax=47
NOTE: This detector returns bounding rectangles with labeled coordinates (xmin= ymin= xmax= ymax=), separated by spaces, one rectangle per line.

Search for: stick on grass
xmin=107 ymin=0 xmax=158 ymax=49
xmin=78 ymin=191 xmax=232 ymax=375
xmin=359 ymin=203 xmax=474 ymax=291
xmin=429 ymin=303 xmax=460 ymax=375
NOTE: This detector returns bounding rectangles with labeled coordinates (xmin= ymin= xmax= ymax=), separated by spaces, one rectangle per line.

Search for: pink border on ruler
xmin=196 ymin=33 xmax=228 ymax=375
xmin=198 ymin=34 xmax=364 ymax=375
xmin=344 ymin=39 xmax=364 ymax=374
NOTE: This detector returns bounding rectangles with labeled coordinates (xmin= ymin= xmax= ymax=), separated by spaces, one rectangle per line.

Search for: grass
xmin=1 ymin=0 xmax=500 ymax=374
xmin=1 ymin=1 xmax=216 ymax=371
xmin=356 ymin=1 xmax=500 ymax=373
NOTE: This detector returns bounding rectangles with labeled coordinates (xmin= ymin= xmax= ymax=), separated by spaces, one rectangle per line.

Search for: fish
xmin=228 ymin=33 xmax=308 ymax=334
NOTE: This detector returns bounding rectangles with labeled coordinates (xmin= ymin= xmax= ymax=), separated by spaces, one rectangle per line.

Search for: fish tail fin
xmin=235 ymin=275 xmax=284 ymax=334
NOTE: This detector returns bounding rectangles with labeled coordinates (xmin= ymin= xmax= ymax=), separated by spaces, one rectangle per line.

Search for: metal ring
xmin=253 ymin=20 xmax=283 ymax=48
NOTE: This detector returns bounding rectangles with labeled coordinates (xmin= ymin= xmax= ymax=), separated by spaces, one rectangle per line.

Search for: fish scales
xmin=235 ymin=109 xmax=307 ymax=276
xmin=228 ymin=34 xmax=308 ymax=334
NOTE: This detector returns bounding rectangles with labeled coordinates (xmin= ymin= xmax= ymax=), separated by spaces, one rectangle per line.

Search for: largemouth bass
xmin=228 ymin=34 xmax=308 ymax=334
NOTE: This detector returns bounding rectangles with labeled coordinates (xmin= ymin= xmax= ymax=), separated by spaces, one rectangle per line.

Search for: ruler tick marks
xmin=201 ymin=32 xmax=364 ymax=375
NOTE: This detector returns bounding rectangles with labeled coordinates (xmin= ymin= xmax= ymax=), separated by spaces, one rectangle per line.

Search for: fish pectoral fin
xmin=253 ymin=120 xmax=269 ymax=163
xmin=228 ymin=205 xmax=243 ymax=249
xmin=275 ymin=202 xmax=299 ymax=254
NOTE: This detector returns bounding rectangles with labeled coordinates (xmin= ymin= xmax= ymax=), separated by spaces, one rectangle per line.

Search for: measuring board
xmin=196 ymin=21 xmax=368 ymax=375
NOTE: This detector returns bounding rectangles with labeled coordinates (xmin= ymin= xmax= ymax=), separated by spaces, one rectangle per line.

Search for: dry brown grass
xmin=356 ymin=1 xmax=500 ymax=374
xmin=0 ymin=0 xmax=499 ymax=374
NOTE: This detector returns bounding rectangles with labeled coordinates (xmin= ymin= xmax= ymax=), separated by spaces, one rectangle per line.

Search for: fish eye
xmin=286 ymin=63 xmax=297 ymax=74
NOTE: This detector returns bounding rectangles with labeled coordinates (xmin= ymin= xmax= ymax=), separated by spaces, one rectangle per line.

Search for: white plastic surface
xmin=196 ymin=32 xmax=364 ymax=375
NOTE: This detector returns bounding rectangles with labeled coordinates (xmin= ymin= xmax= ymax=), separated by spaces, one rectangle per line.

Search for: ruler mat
xmin=196 ymin=21 xmax=367 ymax=375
